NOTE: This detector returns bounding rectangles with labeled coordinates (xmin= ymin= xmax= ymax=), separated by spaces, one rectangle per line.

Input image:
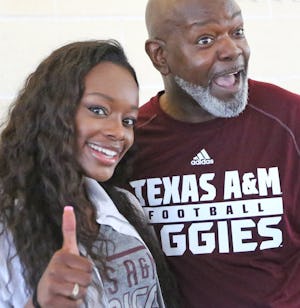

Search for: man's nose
xmin=217 ymin=35 xmax=243 ymax=61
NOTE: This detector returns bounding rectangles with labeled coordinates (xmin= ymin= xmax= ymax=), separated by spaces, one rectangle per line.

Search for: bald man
xmin=128 ymin=0 xmax=300 ymax=306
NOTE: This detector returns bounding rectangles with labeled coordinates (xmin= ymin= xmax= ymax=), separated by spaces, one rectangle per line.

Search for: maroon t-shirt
xmin=128 ymin=79 xmax=300 ymax=307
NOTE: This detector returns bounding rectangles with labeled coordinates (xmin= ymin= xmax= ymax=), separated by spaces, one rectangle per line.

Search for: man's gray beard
xmin=174 ymin=75 xmax=249 ymax=118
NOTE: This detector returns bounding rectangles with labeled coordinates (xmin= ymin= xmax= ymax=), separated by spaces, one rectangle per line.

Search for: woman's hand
xmin=34 ymin=206 xmax=93 ymax=307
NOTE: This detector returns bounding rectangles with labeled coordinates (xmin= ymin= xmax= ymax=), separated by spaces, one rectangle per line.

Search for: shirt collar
xmin=83 ymin=177 xmax=127 ymax=224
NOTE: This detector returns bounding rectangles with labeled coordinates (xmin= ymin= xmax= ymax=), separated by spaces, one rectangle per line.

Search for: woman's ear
xmin=145 ymin=39 xmax=170 ymax=76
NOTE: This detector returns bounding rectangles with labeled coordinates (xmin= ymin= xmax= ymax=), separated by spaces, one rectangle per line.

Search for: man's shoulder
xmin=248 ymin=79 xmax=300 ymax=135
xmin=139 ymin=91 xmax=163 ymax=112
xmin=137 ymin=91 xmax=164 ymax=127
xmin=249 ymin=79 xmax=300 ymax=107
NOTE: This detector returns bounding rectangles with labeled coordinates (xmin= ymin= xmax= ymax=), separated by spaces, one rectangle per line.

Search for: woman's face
xmin=75 ymin=61 xmax=139 ymax=182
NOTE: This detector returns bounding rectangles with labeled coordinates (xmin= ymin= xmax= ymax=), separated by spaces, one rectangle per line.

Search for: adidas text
xmin=191 ymin=158 xmax=214 ymax=165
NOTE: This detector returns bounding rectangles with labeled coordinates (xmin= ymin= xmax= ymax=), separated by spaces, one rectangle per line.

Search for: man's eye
xmin=123 ymin=118 xmax=136 ymax=127
xmin=234 ymin=28 xmax=245 ymax=38
xmin=88 ymin=106 xmax=107 ymax=115
xmin=197 ymin=36 xmax=214 ymax=46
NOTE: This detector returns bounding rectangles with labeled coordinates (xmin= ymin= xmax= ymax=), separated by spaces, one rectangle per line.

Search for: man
xmin=128 ymin=0 xmax=300 ymax=307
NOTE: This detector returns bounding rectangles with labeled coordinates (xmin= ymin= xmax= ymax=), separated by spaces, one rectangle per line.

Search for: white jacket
xmin=0 ymin=177 xmax=165 ymax=307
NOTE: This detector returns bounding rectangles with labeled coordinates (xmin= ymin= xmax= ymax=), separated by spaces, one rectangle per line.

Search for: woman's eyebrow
xmin=85 ymin=92 xmax=139 ymax=111
xmin=85 ymin=92 xmax=114 ymax=101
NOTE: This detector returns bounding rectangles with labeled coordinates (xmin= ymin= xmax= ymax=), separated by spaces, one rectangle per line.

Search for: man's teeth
xmin=213 ymin=71 xmax=241 ymax=87
xmin=89 ymin=143 xmax=117 ymax=157
xmin=214 ymin=74 xmax=235 ymax=87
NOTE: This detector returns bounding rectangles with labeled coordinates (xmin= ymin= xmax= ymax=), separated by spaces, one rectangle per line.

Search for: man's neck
xmin=160 ymin=92 xmax=216 ymax=123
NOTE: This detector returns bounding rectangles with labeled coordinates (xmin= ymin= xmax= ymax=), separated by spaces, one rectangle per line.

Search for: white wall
xmin=0 ymin=0 xmax=299 ymax=121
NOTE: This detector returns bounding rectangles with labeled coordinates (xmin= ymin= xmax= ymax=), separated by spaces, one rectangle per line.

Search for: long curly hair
xmin=0 ymin=40 xmax=179 ymax=307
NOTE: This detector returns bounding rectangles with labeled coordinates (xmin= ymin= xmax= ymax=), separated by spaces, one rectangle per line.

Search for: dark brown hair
xmin=0 ymin=40 xmax=178 ymax=307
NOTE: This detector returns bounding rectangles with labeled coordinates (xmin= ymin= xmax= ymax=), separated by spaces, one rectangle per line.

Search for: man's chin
xmin=174 ymin=74 xmax=248 ymax=118
xmin=201 ymin=91 xmax=248 ymax=118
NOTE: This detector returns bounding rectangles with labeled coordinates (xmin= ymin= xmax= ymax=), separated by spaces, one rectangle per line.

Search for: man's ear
xmin=145 ymin=39 xmax=170 ymax=76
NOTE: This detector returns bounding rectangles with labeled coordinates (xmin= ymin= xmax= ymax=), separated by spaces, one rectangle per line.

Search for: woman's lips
xmin=87 ymin=142 xmax=121 ymax=165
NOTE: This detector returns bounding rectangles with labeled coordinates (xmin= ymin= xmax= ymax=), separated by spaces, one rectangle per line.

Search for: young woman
xmin=0 ymin=40 xmax=178 ymax=307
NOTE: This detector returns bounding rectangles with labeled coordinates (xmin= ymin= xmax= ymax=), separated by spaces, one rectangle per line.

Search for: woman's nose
xmin=104 ymin=118 xmax=125 ymax=140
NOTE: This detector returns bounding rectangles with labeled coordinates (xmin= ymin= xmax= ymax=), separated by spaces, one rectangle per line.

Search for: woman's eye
xmin=123 ymin=118 xmax=136 ymax=127
xmin=197 ymin=36 xmax=214 ymax=46
xmin=88 ymin=106 xmax=107 ymax=115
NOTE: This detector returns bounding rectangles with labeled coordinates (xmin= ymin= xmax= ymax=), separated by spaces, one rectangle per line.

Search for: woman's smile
xmin=75 ymin=61 xmax=139 ymax=182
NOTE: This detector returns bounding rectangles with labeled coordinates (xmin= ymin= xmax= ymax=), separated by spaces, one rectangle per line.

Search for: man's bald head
xmin=145 ymin=0 xmax=181 ymax=39
xmin=145 ymin=0 xmax=240 ymax=40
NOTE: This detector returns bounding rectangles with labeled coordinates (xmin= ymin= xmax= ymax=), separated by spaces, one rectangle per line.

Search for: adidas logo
xmin=191 ymin=149 xmax=214 ymax=166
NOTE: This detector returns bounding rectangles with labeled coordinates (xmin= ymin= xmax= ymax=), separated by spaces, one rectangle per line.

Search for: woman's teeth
xmin=88 ymin=143 xmax=117 ymax=157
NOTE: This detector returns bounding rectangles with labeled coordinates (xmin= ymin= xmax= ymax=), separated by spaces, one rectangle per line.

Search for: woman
xmin=0 ymin=40 xmax=177 ymax=307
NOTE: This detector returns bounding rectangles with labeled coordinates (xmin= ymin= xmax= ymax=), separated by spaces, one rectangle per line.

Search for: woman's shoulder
xmin=115 ymin=187 xmax=144 ymax=214
xmin=0 ymin=226 xmax=14 ymax=258
xmin=0 ymin=226 xmax=29 ymax=306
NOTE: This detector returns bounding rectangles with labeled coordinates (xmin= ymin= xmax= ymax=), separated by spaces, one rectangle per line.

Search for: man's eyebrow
xmin=188 ymin=9 xmax=242 ymax=28
xmin=231 ymin=10 xmax=242 ymax=20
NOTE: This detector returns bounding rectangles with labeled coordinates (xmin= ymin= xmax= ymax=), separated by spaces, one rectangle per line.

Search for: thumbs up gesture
xmin=32 ymin=206 xmax=93 ymax=307
xmin=62 ymin=206 xmax=80 ymax=255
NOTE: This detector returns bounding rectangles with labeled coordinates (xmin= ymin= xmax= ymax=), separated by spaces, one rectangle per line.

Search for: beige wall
xmin=0 ymin=0 xmax=299 ymax=121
